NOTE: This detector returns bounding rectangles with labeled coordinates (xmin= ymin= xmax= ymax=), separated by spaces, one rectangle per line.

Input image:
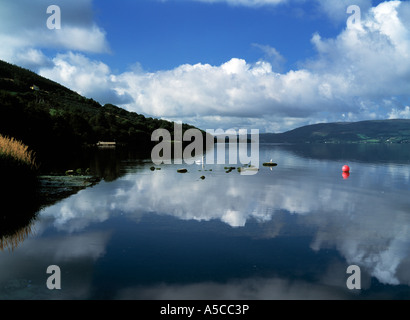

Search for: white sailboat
xmin=195 ymin=155 xmax=205 ymax=169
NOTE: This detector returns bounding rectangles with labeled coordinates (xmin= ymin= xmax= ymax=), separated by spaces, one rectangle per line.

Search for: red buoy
xmin=342 ymin=165 xmax=350 ymax=172
xmin=342 ymin=171 xmax=350 ymax=179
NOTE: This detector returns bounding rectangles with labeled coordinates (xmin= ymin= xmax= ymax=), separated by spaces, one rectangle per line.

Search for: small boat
xmin=195 ymin=155 xmax=205 ymax=169
xmin=195 ymin=155 xmax=204 ymax=165
xmin=237 ymin=166 xmax=259 ymax=173
xmin=263 ymin=159 xmax=277 ymax=167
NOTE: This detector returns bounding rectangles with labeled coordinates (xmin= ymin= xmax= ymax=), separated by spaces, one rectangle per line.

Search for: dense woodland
xmin=0 ymin=60 xmax=202 ymax=169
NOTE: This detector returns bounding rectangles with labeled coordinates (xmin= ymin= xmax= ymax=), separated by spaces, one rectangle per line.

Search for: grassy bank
xmin=0 ymin=136 xmax=101 ymax=250
xmin=0 ymin=135 xmax=40 ymax=241
xmin=0 ymin=135 xmax=37 ymax=169
xmin=0 ymin=135 xmax=39 ymax=196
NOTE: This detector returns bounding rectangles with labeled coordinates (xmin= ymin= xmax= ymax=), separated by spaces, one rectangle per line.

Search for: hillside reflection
xmin=0 ymin=146 xmax=148 ymax=251
xmin=38 ymin=143 xmax=410 ymax=288
xmin=0 ymin=165 xmax=41 ymax=251
xmin=3 ymin=144 xmax=410 ymax=299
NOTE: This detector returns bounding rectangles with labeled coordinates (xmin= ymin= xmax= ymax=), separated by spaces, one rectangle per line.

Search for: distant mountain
xmin=0 ymin=59 xmax=203 ymax=170
xmin=260 ymin=120 xmax=410 ymax=144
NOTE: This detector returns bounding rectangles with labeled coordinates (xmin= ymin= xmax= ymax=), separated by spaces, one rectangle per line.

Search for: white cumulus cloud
xmin=35 ymin=1 xmax=410 ymax=132
xmin=388 ymin=106 xmax=410 ymax=119
xmin=0 ymin=0 xmax=109 ymax=69
xmin=3 ymin=1 xmax=410 ymax=132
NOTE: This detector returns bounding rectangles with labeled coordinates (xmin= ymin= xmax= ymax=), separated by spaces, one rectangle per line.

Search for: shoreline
xmin=37 ymin=174 xmax=101 ymax=209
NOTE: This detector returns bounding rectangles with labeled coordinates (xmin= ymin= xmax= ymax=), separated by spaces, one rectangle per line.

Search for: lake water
xmin=2 ymin=143 xmax=410 ymax=300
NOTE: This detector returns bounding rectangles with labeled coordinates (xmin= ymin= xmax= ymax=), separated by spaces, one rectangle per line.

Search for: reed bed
xmin=0 ymin=135 xmax=37 ymax=169
xmin=0 ymin=222 xmax=34 ymax=251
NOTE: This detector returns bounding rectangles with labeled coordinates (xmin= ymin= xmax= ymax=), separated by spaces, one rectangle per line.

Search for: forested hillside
xmin=260 ymin=120 xmax=410 ymax=144
xmin=0 ymin=60 xmax=200 ymax=168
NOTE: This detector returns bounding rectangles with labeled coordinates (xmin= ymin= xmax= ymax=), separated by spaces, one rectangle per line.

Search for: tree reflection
xmin=0 ymin=163 xmax=41 ymax=251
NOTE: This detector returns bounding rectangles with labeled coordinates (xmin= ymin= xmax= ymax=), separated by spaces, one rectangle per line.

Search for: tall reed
xmin=0 ymin=135 xmax=40 ymax=250
xmin=0 ymin=135 xmax=37 ymax=169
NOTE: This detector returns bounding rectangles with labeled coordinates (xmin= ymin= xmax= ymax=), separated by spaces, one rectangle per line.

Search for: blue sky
xmin=93 ymin=0 xmax=337 ymax=72
xmin=1 ymin=0 xmax=409 ymax=132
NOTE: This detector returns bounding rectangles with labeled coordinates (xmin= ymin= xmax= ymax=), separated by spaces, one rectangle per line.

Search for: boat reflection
xmin=3 ymin=144 xmax=410 ymax=299
xmin=37 ymin=151 xmax=410 ymax=289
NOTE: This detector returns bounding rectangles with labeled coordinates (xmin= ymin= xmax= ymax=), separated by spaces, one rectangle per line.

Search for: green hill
xmin=260 ymin=120 xmax=410 ymax=144
xmin=0 ymin=59 xmax=202 ymax=171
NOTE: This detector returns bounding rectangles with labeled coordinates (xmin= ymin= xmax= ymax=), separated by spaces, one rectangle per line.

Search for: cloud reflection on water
xmin=115 ymin=275 xmax=352 ymax=300
xmin=36 ymin=145 xmax=410 ymax=290
xmin=0 ymin=230 xmax=111 ymax=300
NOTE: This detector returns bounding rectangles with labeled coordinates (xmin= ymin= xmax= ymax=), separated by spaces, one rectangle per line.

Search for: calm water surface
xmin=2 ymin=143 xmax=410 ymax=300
